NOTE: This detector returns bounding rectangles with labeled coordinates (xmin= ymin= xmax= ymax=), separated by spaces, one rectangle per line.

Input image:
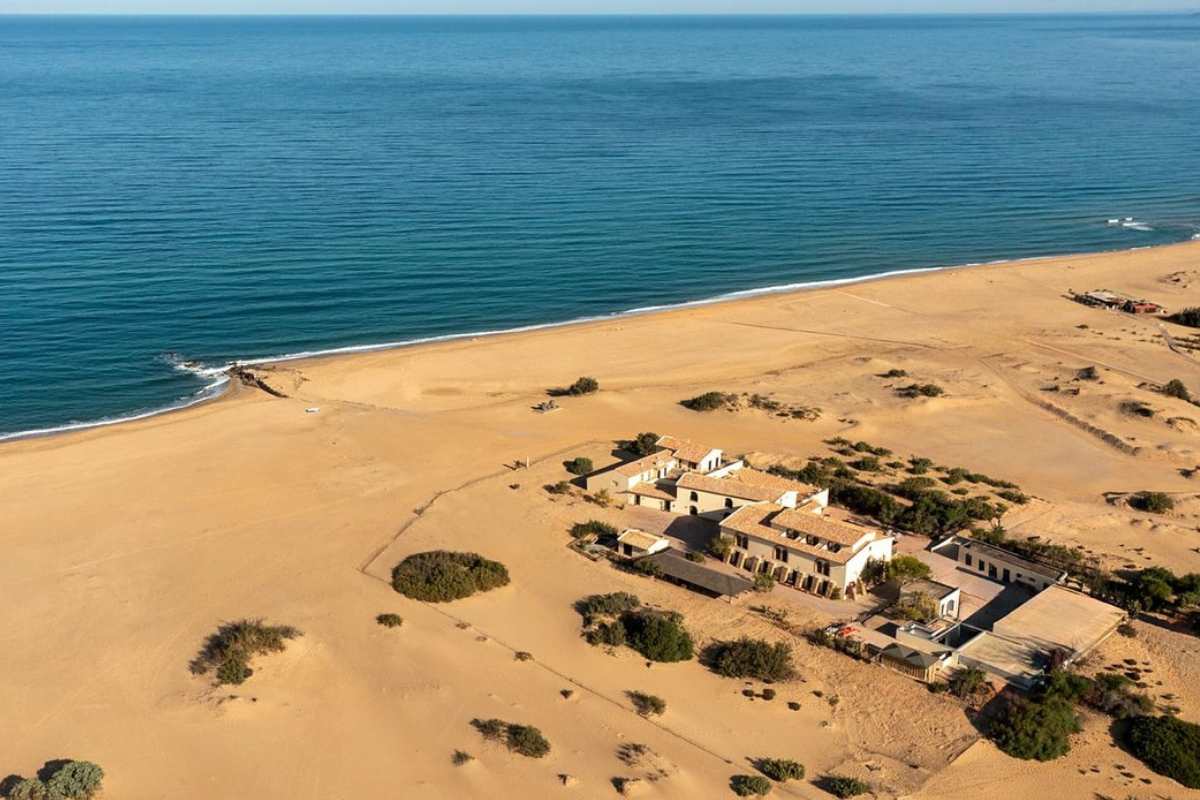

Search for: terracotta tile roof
xmin=727 ymin=467 xmax=819 ymax=498
xmin=676 ymin=471 xmax=781 ymax=502
xmin=771 ymin=507 xmax=876 ymax=547
xmin=626 ymin=483 xmax=675 ymax=502
xmin=613 ymin=451 xmax=676 ymax=478
xmin=719 ymin=503 xmax=867 ymax=565
xmin=656 ymin=435 xmax=719 ymax=465
xmin=617 ymin=529 xmax=669 ymax=551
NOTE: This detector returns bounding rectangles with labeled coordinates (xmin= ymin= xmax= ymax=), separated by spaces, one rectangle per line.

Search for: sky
xmin=0 ymin=0 xmax=1195 ymax=12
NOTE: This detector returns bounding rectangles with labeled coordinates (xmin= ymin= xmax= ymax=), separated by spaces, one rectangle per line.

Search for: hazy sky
xmin=1 ymin=0 xmax=1194 ymax=13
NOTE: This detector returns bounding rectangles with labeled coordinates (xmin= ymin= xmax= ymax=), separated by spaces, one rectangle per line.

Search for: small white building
xmin=615 ymin=528 xmax=671 ymax=559
xmin=947 ymin=537 xmax=1066 ymax=591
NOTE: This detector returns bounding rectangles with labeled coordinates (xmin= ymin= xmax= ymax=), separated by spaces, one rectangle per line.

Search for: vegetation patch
xmin=896 ymin=383 xmax=944 ymax=398
xmin=552 ymin=376 xmax=599 ymax=396
xmin=470 ymin=718 xmax=551 ymax=758
xmin=391 ymin=550 xmax=510 ymax=602
xmin=756 ymin=758 xmax=804 ymax=782
xmin=564 ymin=456 xmax=593 ymax=476
xmin=1130 ymin=491 xmax=1174 ymax=513
xmin=624 ymin=431 xmax=660 ymax=456
xmin=680 ymin=391 xmax=737 ymax=411
xmin=1124 ymin=714 xmax=1200 ymax=788
xmin=190 ymin=618 xmax=302 ymax=686
xmin=1162 ymin=378 xmax=1192 ymax=402
xmin=5 ymin=760 xmax=104 ymax=800
xmin=705 ymin=638 xmax=795 ymax=682
xmin=570 ymin=519 xmax=618 ymax=540
xmin=627 ymin=690 xmax=667 ymax=716
xmin=730 ymin=774 xmax=773 ymax=796
xmin=623 ymin=610 xmax=694 ymax=662
xmin=819 ymin=774 xmax=870 ymax=798
xmin=1167 ymin=307 xmax=1200 ymax=328
xmin=375 ymin=613 xmax=404 ymax=628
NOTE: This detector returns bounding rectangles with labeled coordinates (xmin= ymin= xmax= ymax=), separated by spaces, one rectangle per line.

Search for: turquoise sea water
xmin=2 ymin=14 xmax=1199 ymax=438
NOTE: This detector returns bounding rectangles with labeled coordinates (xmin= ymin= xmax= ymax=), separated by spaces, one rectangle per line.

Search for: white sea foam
xmin=2 ymin=239 xmax=1197 ymax=444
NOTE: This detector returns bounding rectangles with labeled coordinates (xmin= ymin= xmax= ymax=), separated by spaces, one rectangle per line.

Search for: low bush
xmin=392 ymin=551 xmax=510 ymax=602
xmin=628 ymin=691 xmax=667 ymax=716
xmin=1125 ymin=714 xmax=1200 ymax=788
xmin=821 ymin=774 xmax=870 ymax=797
xmin=1162 ymin=378 xmax=1192 ymax=401
xmin=376 ymin=613 xmax=403 ymax=628
xmin=586 ymin=619 xmax=627 ymax=647
xmin=879 ymin=368 xmax=908 ymax=378
xmin=623 ymin=610 xmax=694 ymax=662
xmin=566 ymin=376 xmax=599 ymax=395
xmin=451 ymin=750 xmax=473 ymax=766
xmin=757 ymin=758 xmax=804 ymax=782
xmin=707 ymin=638 xmax=795 ymax=682
xmin=1131 ymin=491 xmax=1174 ymax=513
xmin=470 ymin=718 xmax=551 ymax=758
xmin=576 ymin=592 xmax=641 ymax=619
xmin=546 ymin=480 xmax=571 ymax=495
xmin=752 ymin=572 xmax=775 ymax=592
xmin=730 ymin=774 xmax=773 ymax=796
xmin=680 ymin=391 xmax=736 ymax=412
xmin=896 ymin=383 xmax=944 ymax=398
xmin=949 ymin=667 xmax=987 ymax=700
xmin=1083 ymin=672 xmax=1154 ymax=719
xmin=565 ymin=456 xmax=593 ymax=475
xmin=7 ymin=760 xmax=105 ymax=800
xmin=685 ymin=551 xmax=705 ymax=563
xmin=885 ymin=554 xmax=932 ymax=584
xmin=634 ymin=559 xmax=664 ymax=578
xmin=708 ymin=534 xmax=733 ymax=560
xmin=570 ymin=519 xmax=618 ymax=539
xmin=626 ymin=431 xmax=660 ymax=456
xmin=1167 ymin=307 xmax=1200 ymax=328
xmin=191 ymin=619 xmax=302 ymax=686
xmin=988 ymin=694 xmax=1080 ymax=761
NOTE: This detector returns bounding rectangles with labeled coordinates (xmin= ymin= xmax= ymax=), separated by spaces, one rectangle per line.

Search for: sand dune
xmin=4 ymin=242 xmax=1200 ymax=799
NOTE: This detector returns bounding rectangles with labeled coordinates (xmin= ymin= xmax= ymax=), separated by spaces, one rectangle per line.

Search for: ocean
xmin=2 ymin=14 xmax=1199 ymax=439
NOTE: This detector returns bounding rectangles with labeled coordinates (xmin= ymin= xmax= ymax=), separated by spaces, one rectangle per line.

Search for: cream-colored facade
xmin=719 ymin=502 xmax=893 ymax=596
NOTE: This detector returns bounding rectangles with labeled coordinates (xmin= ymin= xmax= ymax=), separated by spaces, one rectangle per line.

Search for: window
xmin=689 ymin=491 xmax=699 ymax=502
xmin=724 ymin=497 xmax=734 ymax=509
xmin=815 ymin=560 xmax=830 ymax=577
xmin=965 ymin=554 xmax=973 ymax=567
xmin=735 ymin=534 xmax=749 ymax=549
xmin=977 ymin=560 xmax=985 ymax=572
xmin=774 ymin=546 xmax=788 ymax=563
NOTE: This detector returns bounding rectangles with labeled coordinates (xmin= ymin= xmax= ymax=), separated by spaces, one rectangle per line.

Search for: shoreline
xmin=4 ymin=237 xmax=1198 ymax=446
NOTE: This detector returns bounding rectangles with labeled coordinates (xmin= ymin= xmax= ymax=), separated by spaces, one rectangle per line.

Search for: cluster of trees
xmin=4 ymin=761 xmax=104 ymax=800
xmin=469 ymin=718 xmax=551 ymax=758
xmin=189 ymin=618 xmax=302 ymax=686
xmin=569 ymin=519 xmax=618 ymax=540
xmin=1166 ymin=306 xmax=1200 ymax=328
xmin=391 ymin=550 xmax=510 ymax=602
xmin=1098 ymin=566 xmax=1200 ymax=614
xmin=555 ymin=376 xmax=599 ymax=396
xmin=895 ymin=383 xmax=944 ymax=398
xmin=625 ymin=431 xmax=660 ymax=457
xmin=705 ymin=638 xmax=796 ymax=682
xmin=1130 ymin=491 xmax=1175 ymax=513
xmin=1125 ymin=714 xmax=1200 ymax=788
xmin=564 ymin=456 xmax=593 ymax=476
xmin=989 ymin=668 xmax=1153 ymax=762
xmin=576 ymin=593 xmax=694 ymax=662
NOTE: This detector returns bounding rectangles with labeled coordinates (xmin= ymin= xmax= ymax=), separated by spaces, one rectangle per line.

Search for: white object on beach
xmin=305 ymin=407 xmax=320 ymax=414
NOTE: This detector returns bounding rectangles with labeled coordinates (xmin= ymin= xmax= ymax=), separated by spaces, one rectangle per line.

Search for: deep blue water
xmin=2 ymin=14 xmax=1199 ymax=438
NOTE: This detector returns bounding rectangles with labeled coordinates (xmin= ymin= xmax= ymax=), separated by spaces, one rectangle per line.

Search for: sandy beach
xmin=5 ymin=241 xmax=1200 ymax=799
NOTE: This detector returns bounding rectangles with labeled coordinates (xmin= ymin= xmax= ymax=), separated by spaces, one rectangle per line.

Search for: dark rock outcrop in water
xmin=231 ymin=367 xmax=288 ymax=398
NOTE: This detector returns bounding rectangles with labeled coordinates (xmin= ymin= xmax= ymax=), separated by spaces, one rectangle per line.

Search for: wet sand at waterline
xmin=5 ymin=241 xmax=1200 ymax=799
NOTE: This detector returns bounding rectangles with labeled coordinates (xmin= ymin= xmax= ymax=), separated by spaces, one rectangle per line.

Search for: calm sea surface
xmin=2 ymin=14 xmax=1199 ymax=438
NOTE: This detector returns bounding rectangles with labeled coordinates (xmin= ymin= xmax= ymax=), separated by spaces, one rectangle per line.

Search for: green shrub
xmin=566 ymin=376 xmax=599 ymax=395
xmin=628 ymin=690 xmax=667 ymax=716
xmin=730 ymin=774 xmax=773 ymax=796
xmin=391 ymin=550 xmax=510 ymax=602
xmin=908 ymin=456 xmax=932 ymax=474
xmin=996 ymin=489 xmax=1028 ymax=505
xmin=575 ymin=592 xmax=641 ymax=618
xmin=685 ymin=551 xmax=706 ymax=563
xmin=880 ymin=368 xmax=908 ymax=378
xmin=191 ymin=619 xmax=302 ymax=686
xmin=451 ymin=750 xmax=473 ymax=766
xmin=623 ymin=611 xmax=694 ymax=662
xmin=585 ymin=619 xmax=627 ymax=647
xmin=1131 ymin=491 xmax=1174 ymax=513
xmin=886 ymin=555 xmax=932 ymax=584
xmin=707 ymin=638 xmax=795 ymax=681
xmin=708 ymin=534 xmax=733 ymax=560
xmin=1084 ymin=672 xmax=1154 ymax=718
xmin=1162 ymin=378 xmax=1192 ymax=401
xmin=634 ymin=559 xmax=664 ymax=578
xmin=546 ymin=480 xmax=571 ymax=495
xmin=1125 ymin=714 xmax=1200 ymax=788
xmin=894 ymin=591 xmax=938 ymax=623
xmin=7 ymin=779 xmax=50 ymax=800
xmin=43 ymin=761 xmax=105 ymax=799
xmin=752 ymin=572 xmax=775 ymax=592
xmin=989 ymin=694 xmax=1080 ymax=761
xmin=376 ymin=613 xmax=403 ymax=628
xmin=949 ymin=667 xmax=987 ymax=699
xmin=565 ymin=456 xmax=594 ymax=475
xmin=570 ymin=519 xmax=618 ymax=539
xmin=896 ymin=383 xmax=944 ymax=398
xmin=1167 ymin=307 xmax=1200 ymax=328
xmin=627 ymin=431 xmax=660 ymax=456
xmin=680 ymin=391 xmax=735 ymax=411
xmin=757 ymin=758 xmax=804 ymax=782
xmin=470 ymin=718 xmax=551 ymax=758
xmin=821 ymin=774 xmax=870 ymax=797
